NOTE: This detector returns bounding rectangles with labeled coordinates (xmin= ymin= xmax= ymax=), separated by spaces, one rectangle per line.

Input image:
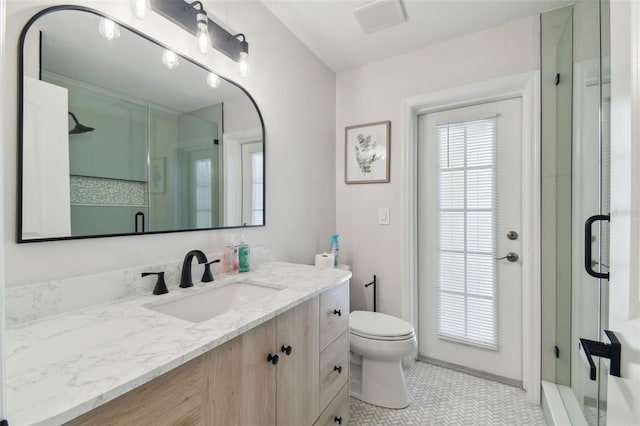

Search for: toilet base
xmin=352 ymin=358 xmax=410 ymax=409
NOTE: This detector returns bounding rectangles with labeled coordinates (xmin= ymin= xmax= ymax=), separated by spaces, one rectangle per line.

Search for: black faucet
xmin=180 ymin=250 xmax=208 ymax=288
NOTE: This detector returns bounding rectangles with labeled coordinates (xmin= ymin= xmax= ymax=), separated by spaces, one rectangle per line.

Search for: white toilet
xmin=349 ymin=310 xmax=417 ymax=409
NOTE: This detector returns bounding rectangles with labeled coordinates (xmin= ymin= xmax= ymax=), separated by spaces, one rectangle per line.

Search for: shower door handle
xmin=584 ymin=214 xmax=610 ymax=280
xmin=578 ymin=330 xmax=621 ymax=380
xmin=135 ymin=211 xmax=145 ymax=233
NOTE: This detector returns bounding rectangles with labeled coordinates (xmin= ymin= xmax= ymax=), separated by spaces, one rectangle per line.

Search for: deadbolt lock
xmin=506 ymin=231 xmax=519 ymax=240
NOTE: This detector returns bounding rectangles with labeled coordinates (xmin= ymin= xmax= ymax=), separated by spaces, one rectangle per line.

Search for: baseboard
xmin=417 ymin=356 xmax=523 ymax=389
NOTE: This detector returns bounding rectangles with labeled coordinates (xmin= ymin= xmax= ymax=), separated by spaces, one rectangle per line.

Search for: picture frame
xmin=345 ymin=120 xmax=390 ymax=184
xmin=150 ymin=157 xmax=166 ymax=194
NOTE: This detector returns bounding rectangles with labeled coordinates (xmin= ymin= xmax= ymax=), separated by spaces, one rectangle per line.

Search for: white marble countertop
xmin=5 ymin=262 xmax=351 ymax=426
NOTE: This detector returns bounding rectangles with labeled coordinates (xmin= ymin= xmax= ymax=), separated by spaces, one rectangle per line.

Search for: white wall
xmin=3 ymin=0 xmax=336 ymax=286
xmin=608 ymin=1 xmax=640 ymax=424
xmin=336 ymin=16 xmax=540 ymax=318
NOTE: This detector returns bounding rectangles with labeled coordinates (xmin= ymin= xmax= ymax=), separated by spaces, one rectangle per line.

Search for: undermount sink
xmin=147 ymin=282 xmax=282 ymax=323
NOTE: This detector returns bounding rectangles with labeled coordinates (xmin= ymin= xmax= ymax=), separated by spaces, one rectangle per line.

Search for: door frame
xmin=400 ymin=71 xmax=541 ymax=403
xmin=222 ymin=128 xmax=262 ymax=227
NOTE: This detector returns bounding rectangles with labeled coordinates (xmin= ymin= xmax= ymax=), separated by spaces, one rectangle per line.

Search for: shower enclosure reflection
xmin=19 ymin=7 xmax=264 ymax=241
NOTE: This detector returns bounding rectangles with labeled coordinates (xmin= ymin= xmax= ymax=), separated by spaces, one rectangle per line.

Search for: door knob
xmin=281 ymin=344 xmax=292 ymax=355
xmin=496 ymin=252 xmax=519 ymax=262
xmin=267 ymin=353 xmax=279 ymax=365
xmin=333 ymin=309 xmax=342 ymax=316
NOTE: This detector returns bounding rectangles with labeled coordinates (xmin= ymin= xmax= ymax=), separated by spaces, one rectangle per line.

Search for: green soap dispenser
xmin=238 ymin=234 xmax=250 ymax=273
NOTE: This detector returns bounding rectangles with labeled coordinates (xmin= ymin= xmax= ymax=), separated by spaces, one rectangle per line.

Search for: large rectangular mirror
xmin=18 ymin=6 xmax=265 ymax=242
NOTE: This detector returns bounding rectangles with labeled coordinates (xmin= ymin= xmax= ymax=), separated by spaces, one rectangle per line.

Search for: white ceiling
xmin=261 ymin=0 xmax=574 ymax=71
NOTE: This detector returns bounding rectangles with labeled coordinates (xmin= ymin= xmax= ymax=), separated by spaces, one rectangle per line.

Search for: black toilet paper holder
xmin=364 ymin=275 xmax=377 ymax=312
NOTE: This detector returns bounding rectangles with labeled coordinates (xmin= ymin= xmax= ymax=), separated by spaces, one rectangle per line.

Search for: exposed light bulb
xmin=162 ymin=50 xmax=180 ymax=70
xmin=196 ymin=13 xmax=210 ymax=54
xmin=98 ymin=18 xmax=120 ymax=41
xmin=131 ymin=0 xmax=152 ymax=20
xmin=207 ymin=72 xmax=221 ymax=88
xmin=238 ymin=51 xmax=250 ymax=78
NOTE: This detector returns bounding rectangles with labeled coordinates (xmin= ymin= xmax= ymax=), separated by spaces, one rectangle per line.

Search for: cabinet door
xmin=276 ymin=297 xmax=320 ymax=426
xmin=203 ymin=318 xmax=277 ymax=425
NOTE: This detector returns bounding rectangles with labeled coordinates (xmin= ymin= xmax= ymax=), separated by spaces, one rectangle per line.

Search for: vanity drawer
xmin=319 ymin=331 xmax=349 ymax=412
xmin=314 ymin=382 xmax=350 ymax=426
xmin=319 ymin=283 xmax=349 ymax=350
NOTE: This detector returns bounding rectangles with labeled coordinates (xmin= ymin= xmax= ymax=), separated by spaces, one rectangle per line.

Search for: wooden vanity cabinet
xmin=66 ymin=283 xmax=349 ymax=426
xmin=276 ymin=297 xmax=320 ymax=425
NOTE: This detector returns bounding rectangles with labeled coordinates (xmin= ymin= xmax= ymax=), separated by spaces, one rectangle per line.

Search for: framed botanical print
xmin=344 ymin=120 xmax=390 ymax=184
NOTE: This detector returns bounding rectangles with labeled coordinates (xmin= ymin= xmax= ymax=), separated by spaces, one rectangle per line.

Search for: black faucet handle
xmin=142 ymin=272 xmax=168 ymax=295
xmin=202 ymin=259 xmax=221 ymax=282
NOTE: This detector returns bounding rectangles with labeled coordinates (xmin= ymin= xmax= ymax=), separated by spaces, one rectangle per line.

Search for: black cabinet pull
xmin=333 ymin=309 xmax=342 ymax=317
xmin=281 ymin=345 xmax=292 ymax=355
xmin=584 ymin=214 xmax=610 ymax=280
xmin=334 ymin=416 xmax=343 ymax=424
xmin=334 ymin=365 xmax=342 ymax=374
xmin=267 ymin=353 xmax=279 ymax=365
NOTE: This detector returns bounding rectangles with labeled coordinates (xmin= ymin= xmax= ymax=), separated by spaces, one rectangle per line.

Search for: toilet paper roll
xmin=315 ymin=252 xmax=335 ymax=268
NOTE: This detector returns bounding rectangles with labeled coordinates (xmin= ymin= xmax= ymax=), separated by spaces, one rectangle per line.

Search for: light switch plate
xmin=378 ymin=207 xmax=390 ymax=225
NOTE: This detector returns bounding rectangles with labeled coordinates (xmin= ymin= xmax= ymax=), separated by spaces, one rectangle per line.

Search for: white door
xmin=187 ymin=148 xmax=215 ymax=229
xmin=22 ymin=76 xmax=71 ymax=239
xmin=418 ymin=98 xmax=523 ymax=383
xmin=241 ymin=142 xmax=263 ymax=226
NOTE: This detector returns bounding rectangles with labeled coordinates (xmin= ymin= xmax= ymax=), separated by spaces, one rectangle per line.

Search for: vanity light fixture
xmin=98 ymin=17 xmax=120 ymax=40
xmin=149 ymin=0 xmax=250 ymax=66
xmin=131 ymin=0 xmax=152 ymax=20
xmin=162 ymin=49 xmax=180 ymax=69
xmin=195 ymin=11 xmax=211 ymax=54
xmin=206 ymin=72 xmax=221 ymax=88
xmin=230 ymin=33 xmax=250 ymax=78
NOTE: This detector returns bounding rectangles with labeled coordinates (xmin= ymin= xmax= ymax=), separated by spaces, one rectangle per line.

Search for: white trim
xmin=541 ymin=381 xmax=573 ymax=426
xmin=222 ymin=128 xmax=262 ymax=227
xmin=401 ymin=71 xmax=541 ymax=404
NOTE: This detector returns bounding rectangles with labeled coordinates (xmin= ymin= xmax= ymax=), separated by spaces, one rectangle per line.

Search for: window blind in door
xmin=436 ymin=117 xmax=497 ymax=350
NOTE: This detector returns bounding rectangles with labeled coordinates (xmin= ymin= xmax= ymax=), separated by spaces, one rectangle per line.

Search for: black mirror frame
xmin=17 ymin=5 xmax=266 ymax=243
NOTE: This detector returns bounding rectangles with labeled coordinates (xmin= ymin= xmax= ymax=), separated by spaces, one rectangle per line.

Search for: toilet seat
xmin=349 ymin=310 xmax=415 ymax=341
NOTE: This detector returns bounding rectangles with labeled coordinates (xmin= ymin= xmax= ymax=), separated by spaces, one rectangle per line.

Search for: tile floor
xmin=349 ymin=361 xmax=546 ymax=425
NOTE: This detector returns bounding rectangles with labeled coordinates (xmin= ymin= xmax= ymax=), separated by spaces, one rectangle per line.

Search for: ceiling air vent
xmin=353 ymin=0 xmax=407 ymax=34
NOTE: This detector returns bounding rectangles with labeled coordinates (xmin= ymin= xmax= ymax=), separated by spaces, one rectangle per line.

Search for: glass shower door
xmin=542 ymin=1 xmax=610 ymax=424
xmin=572 ymin=1 xmax=610 ymax=424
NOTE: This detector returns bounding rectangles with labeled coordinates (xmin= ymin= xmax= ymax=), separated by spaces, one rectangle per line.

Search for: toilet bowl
xmin=349 ymin=310 xmax=417 ymax=409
